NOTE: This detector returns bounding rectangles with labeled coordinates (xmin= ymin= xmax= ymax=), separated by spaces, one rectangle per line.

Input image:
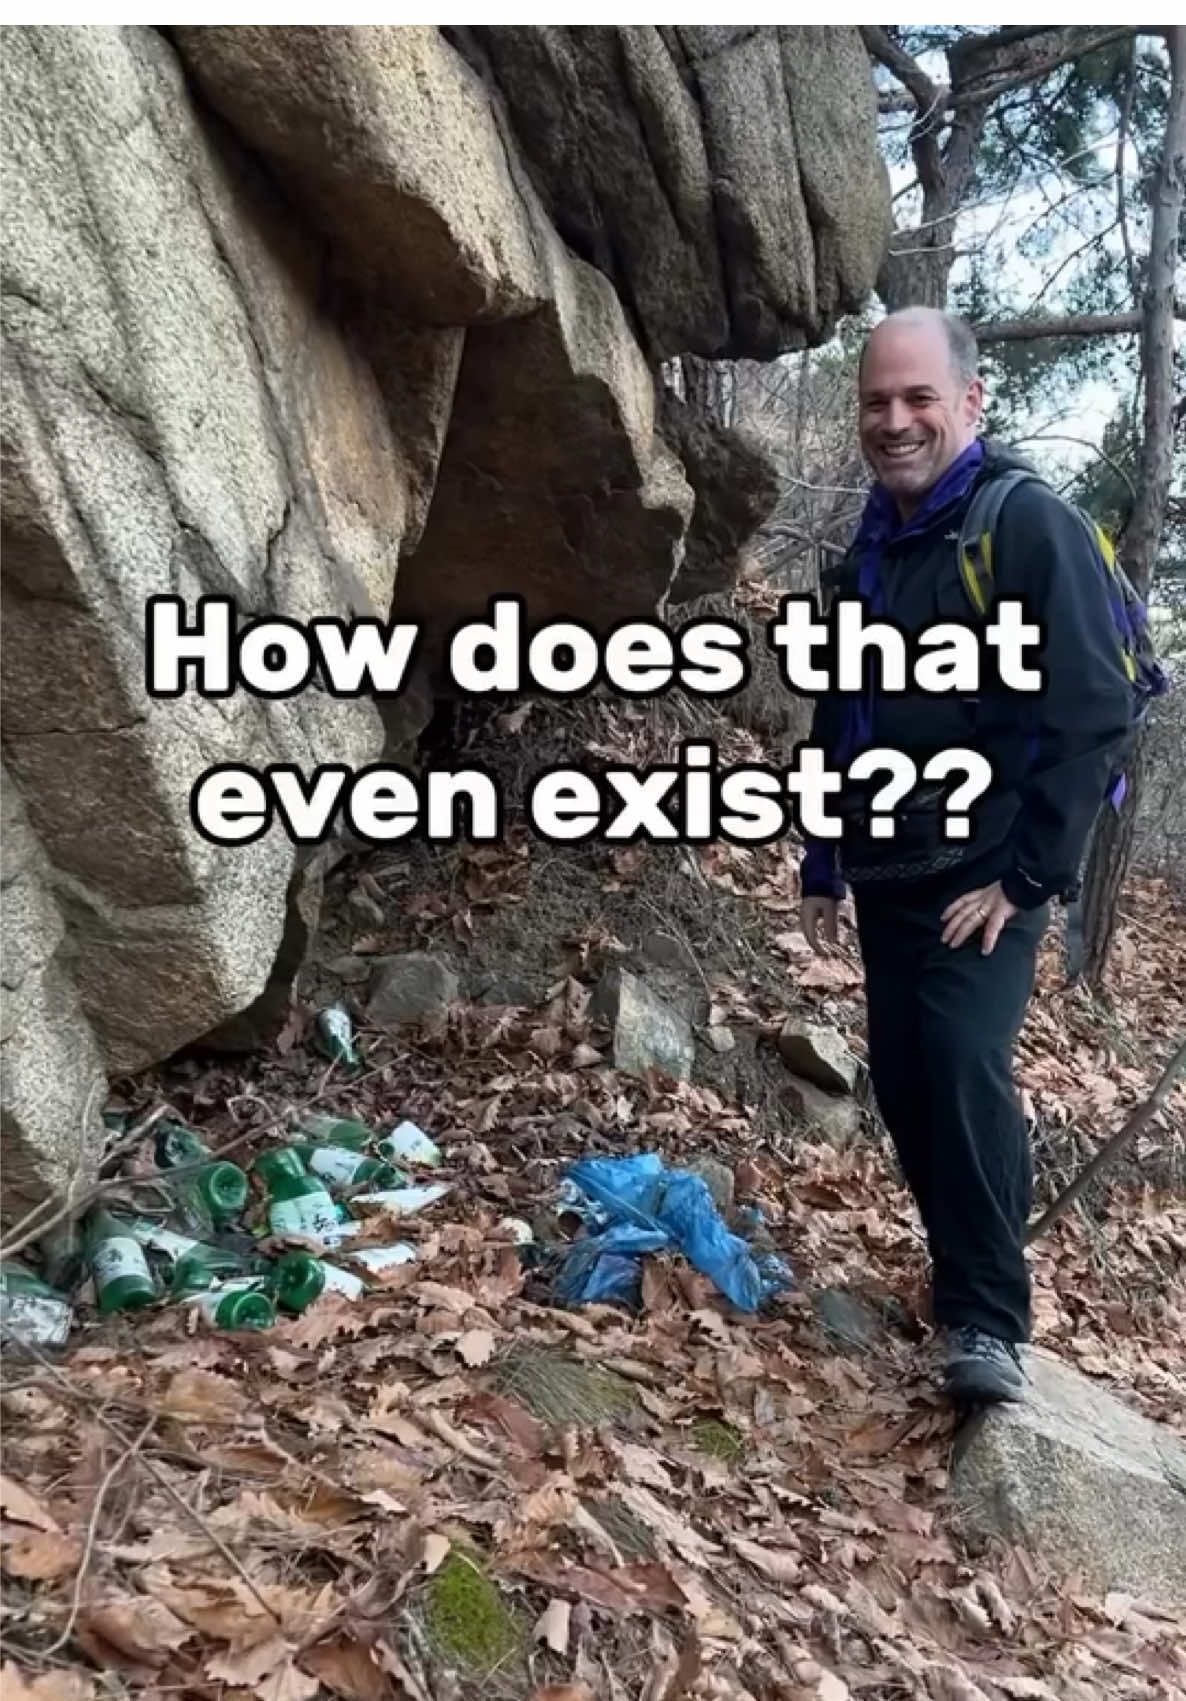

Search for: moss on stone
xmin=425 ymin=1550 xmax=525 ymax=1676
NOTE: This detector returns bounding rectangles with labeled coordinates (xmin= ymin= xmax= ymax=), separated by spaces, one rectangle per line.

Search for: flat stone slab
xmin=781 ymin=1075 xmax=860 ymax=1146
xmin=952 ymin=1348 xmax=1186 ymax=1607
xmin=594 ymin=969 xmax=693 ymax=1083
xmin=777 ymin=1021 xmax=858 ymax=1093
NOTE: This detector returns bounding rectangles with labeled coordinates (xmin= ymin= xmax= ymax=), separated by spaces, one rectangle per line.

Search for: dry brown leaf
xmin=158 ymin=1368 xmax=248 ymax=1424
xmin=466 ymin=1392 xmax=547 ymax=1456
xmin=0 ymin=1666 xmax=95 ymax=1701
xmin=728 ymin=1535 xmax=801 ymax=1585
xmin=455 ymin=1328 xmax=495 ymax=1366
xmin=80 ymin=1591 xmax=193 ymax=1666
xmin=422 ymin=1532 xmax=451 ymax=1574
xmin=300 ymin=1637 xmax=393 ymax=1701
xmin=614 ymin=1483 xmax=719 ymax=1567
xmin=0 ymin=1474 xmax=60 ymax=1532
xmin=1 ymin=1527 xmax=82 ymax=1580
xmin=816 ymin=1675 xmax=850 ymax=1701
xmin=534 ymin=1597 xmax=571 ymax=1655
xmin=256 ymin=1659 xmax=322 ymax=1701
xmin=205 ymin=1636 xmax=290 ymax=1686
xmin=531 ymin=1687 xmax=597 ymax=1701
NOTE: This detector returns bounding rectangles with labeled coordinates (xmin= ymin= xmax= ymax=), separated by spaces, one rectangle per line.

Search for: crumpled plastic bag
xmin=552 ymin=1153 xmax=793 ymax=1312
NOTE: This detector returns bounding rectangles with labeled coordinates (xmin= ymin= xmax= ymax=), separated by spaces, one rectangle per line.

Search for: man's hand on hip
xmin=940 ymin=880 xmax=1018 ymax=954
xmin=800 ymin=896 xmax=840 ymax=955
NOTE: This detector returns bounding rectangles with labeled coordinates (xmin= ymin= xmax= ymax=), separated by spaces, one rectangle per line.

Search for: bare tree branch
xmin=976 ymin=308 xmax=1184 ymax=343
xmin=1025 ymin=1033 xmax=1186 ymax=1243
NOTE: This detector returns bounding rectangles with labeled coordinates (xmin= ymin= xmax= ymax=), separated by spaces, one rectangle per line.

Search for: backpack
xmin=955 ymin=468 xmax=1171 ymax=809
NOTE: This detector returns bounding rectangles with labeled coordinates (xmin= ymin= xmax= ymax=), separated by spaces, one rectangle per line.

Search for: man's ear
xmin=966 ymin=376 xmax=986 ymax=425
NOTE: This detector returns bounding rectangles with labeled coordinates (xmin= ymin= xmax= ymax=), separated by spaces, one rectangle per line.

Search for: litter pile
xmin=2 ymin=1013 xmax=791 ymax=1352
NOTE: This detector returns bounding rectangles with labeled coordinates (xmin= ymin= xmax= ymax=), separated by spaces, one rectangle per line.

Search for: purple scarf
xmin=837 ymin=439 xmax=986 ymax=762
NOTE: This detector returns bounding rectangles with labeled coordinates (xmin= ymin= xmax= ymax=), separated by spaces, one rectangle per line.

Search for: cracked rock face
xmin=1 ymin=24 xmax=887 ymax=1220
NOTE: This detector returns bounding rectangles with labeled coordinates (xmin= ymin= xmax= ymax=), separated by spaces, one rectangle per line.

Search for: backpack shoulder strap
xmin=956 ymin=468 xmax=1042 ymax=616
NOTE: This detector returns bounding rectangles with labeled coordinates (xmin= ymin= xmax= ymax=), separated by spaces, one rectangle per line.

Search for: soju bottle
xmin=315 ymin=1004 xmax=359 ymax=1066
xmin=271 ymin=1251 xmax=364 ymax=1313
xmin=86 ymin=1207 xmax=157 ymax=1313
xmin=0 ymin=1260 xmax=74 ymax=1346
xmin=293 ymin=1112 xmax=373 ymax=1150
xmin=296 ymin=1146 xmax=406 ymax=1192
xmin=254 ymin=1149 xmax=344 ymax=1245
xmin=182 ymin=1280 xmax=275 ymax=1330
xmin=377 ymin=1120 xmax=443 ymax=1168
xmin=154 ymin=1119 xmax=248 ymax=1226
xmin=129 ymin=1222 xmax=249 ymax=1295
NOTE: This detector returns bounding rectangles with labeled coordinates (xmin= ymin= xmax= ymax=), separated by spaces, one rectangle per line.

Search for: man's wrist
xmin=1000 ymin=866 xmax=1052 ymax=910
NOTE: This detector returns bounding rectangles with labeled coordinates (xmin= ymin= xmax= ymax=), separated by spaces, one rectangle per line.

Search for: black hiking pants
xmin=854 ymin=867 xmax=1049 ymax=1343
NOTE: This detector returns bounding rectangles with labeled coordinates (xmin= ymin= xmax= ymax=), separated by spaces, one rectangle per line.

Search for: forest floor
xmin=2 ymin=672 xmax=1184 ymax=1701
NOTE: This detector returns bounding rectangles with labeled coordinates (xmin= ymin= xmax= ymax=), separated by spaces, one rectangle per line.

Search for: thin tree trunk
xmin=1079 ymin=27 xmax=1186 ymax=988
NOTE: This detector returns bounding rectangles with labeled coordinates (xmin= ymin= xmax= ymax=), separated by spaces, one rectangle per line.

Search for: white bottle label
xmin=319 ymin=1264 xmax=365 ymax=1299
xmin=378 ymin=1121 xmax=442 ymax=1167
xmin=307 ymin=1147 xmax=367 ymax=1186
xmin=183 ymin=1279 xmax=265 ymax=1321
xmin=270 ymin=1195 xmax=344 ymax=1245
xmin=348 ymin=1243 xmax=418 ymax=1271
xmin=92 ymin=1237 xmax=151 ymax=1292
xmin=132 ymin=1224 xmax=201 ymax=1261
xmin=352 ymin=1183 xmax=450 ymax=1217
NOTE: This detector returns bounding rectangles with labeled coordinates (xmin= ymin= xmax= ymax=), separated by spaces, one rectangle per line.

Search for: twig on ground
xmin=42 ymin=1413 xmax=156 ymax=1658
xmin=1026 ymin=1032 xmax=1186 ymax=1242
xmin=0 ymin=1331 xmax=282 ymax=1626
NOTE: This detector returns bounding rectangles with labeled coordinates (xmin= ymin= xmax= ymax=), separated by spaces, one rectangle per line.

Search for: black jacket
xmin=803 ymin=441 xmax=1133 ymax=909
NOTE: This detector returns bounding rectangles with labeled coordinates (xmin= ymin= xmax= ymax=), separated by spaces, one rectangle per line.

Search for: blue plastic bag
xmin=554 ymin=1154 xmax=793 ymax=1312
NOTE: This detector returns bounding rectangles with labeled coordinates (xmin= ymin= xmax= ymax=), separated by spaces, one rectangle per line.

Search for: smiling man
xmin=800 ymin=307 xmax=1132 ymax=1404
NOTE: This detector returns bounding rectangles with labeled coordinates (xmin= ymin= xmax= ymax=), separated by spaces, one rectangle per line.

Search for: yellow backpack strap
xmin=956 ymin=468 xmax=1033 ymax=619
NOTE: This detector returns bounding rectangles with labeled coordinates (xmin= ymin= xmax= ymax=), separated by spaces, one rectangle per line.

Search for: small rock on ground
xmin=777 ymin=1020 xmax=859 ymax=1094
xmin=782 ymin=1075 xmax=860 ymax=1145
xmin=812 ymin=1286 xmax=883 ymax=1352
xmin=593 ymin=969 xmax=694 ymax=1083
xmin=687 ymin=1157 xmax=735 ymax=1216
xmin=368 ymin=952 xmax=459 ymax=1026
xmin=951 ymin=1348 xmax=1186 ymax=1607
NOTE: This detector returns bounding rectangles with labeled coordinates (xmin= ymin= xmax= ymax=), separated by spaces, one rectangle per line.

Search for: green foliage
xmin=690 ymin=1416 xmax=745 ymax=1462
xmin=426 ymin=1551 xmax=526 ymax=1676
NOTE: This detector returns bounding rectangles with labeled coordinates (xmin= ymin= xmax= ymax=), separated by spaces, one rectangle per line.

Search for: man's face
xmin=858 ymin=323 xmax=984 ymax=515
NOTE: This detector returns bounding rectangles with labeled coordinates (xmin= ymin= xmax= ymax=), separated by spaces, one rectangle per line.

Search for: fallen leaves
xmin=2 ymin=814 xmax=1182 ymax=1701
xmin=0 ymin=1475 xmax=60 ymax=1532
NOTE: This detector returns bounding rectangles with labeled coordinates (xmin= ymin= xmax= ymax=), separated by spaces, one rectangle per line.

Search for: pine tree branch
xmin=1025 ymin=1034 xmax=1186 ymax=1243
xmin=976 ymin=307 xmax=1186 ymax=343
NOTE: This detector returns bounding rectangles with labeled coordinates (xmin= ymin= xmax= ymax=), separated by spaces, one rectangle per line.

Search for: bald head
xmin=862 ymin=308 xmax=980 ymax=386
xmin=857 ymin=308 xmax=985 ymax=518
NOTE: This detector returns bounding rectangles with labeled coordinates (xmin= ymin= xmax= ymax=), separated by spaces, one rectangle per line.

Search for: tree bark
xmin=1079 ymin=26 xmax=1186 ymax=988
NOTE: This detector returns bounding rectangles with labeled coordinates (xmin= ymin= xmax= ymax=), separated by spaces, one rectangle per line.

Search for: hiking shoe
xmin=942 ymin=1327 xmax=1026 ymax=1404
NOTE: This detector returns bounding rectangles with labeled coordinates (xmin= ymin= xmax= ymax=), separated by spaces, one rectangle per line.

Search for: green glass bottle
xmin=296 ymin=1146 xmax=406 ymax=1192
xmin=293 ymin=1113 xmax=373 ymax=1150
xmin=271 ymin=1251 xmax=365 ymax=1313
xmin=182 ymin=1280 xmax=275 ymax=1330
xmin=132 ymin=1225 xmax=248 ymax=1295
xmin=154 ymin=1120 xmax=248 ymax=1227
xmin=0 ymin=1260 xmax=74 ymax=1346
xmin=315 ymin=1004 xmax=359 ymax=1066
xmin=376 ymin=1120 xmax=443 ymax=1168
xmin=86 ymin=1207 xmax=157 ymax=1313
xmin=254 ymin=1149 xmax=344 ymax=1245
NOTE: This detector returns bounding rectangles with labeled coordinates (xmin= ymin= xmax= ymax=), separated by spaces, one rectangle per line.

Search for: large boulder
xmin=450 ymin=26 xmax=889 ymax=360
xmin=0 ymin=25 xmax=410 ymax=1213
xmin=1 ymin=24 xmax=888 ymax=1219
xmin=952 ymin=1350 xmax=1186 ymax=1608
